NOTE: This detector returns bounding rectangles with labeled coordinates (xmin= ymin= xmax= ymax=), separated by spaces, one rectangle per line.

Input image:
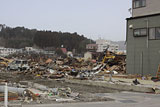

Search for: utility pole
xmin=4 ymin=82 xmax=8 ymax=107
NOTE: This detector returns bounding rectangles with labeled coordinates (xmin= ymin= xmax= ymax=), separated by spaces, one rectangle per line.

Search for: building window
xmin=149 ymin=28 xmax=160 ymax=40
xmin=133 ymin=0 xmax=146 ymax=8
xmin=134 ymin=28 xmax=147 ymax=37
xmin=156 ymin=28 xmax=160 ymax=39
xmin=149 ymin=28 xmax=155 ymax=39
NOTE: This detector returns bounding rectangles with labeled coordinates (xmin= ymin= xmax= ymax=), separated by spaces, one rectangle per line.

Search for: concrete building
xmin=108 ymin=44 xmax=119 ymax=52
xmin=0 ymin=47 xmax=22 ymax=56
xmin=96 ymin=39 xmax=119 ymax=52
xmin=126 ymin=0 xmax=160 ymax=76
xmin=132 ymin=0 xmax=160 ymax=17
xmin=25 ymin=47 xmax=49 ymax=54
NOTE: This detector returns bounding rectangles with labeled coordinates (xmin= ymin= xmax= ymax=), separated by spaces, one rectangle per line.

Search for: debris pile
xmin=0 ymin=81 xmax=81 ymax=103
xmin=0 ymin=51 xmax=127 ymax=104
xmin=0 ymin=50 xmax=126 ymax=80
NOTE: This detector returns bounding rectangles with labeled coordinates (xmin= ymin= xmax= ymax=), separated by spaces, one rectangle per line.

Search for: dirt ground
xmin=0 ymin=72 xmax=118 ymax=104
xmin=0 ymin=72 xmax=119 ymax=93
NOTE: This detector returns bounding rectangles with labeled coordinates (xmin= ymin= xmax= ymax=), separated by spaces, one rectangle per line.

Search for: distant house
xmin=61 ymin=48 xmax=67 ymax=54
xmin=43 ymin=47 xmax=55 ymax=55
xmin=0 ymin=47 xmax=22 ymax=56
xmin=86 ymin=44 xmax=98 ymax=52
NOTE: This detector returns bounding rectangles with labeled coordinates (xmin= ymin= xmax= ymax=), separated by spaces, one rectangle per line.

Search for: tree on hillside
xmin=0 ymin=25 xmax=94 ymax=54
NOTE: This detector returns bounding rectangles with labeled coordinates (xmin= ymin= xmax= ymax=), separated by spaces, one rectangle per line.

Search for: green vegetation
xmin=0 ymin=25 xmax=94 ymax=53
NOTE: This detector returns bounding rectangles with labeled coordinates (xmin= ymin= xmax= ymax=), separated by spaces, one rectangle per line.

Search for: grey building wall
xmin=133 ymin=0 xmax=160 ymax=17
xmin=127 ymin=15 xmax=160 ymax=76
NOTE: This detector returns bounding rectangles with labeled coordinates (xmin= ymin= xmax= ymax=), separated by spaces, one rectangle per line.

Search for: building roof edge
xmin=126 ymin=13 xmax=160 ymax=20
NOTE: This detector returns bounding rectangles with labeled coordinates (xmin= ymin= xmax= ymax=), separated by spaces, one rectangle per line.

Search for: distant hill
xmin=0 ymin=24 xmax=94 ymax=53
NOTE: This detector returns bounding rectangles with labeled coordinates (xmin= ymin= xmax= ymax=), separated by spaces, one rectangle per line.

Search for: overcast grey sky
xmin=0 ymin=0 xmax=131 ymax=41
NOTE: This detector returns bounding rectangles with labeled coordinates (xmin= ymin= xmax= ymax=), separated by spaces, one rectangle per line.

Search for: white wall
xmin=0 ymin=47 xmax=21 ymax=56
xmin=96 ymin=39 xmax=119 ymax=52
xmin=84 ymin=52 xmax=92 ymax=60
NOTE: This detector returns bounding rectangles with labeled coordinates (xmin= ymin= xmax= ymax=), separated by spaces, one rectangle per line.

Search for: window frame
xmin=149 ymin=27 xmax=160 ymax=40
xmin=155 ymin=27 xmax=160 ymax=40
xmin=149 ymin=27 xmax=156 ymax=40
xmin=133 ymin=28 xmax=147 ymax=37
xmin=133 ymin=0 xmax=146 ymax=9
